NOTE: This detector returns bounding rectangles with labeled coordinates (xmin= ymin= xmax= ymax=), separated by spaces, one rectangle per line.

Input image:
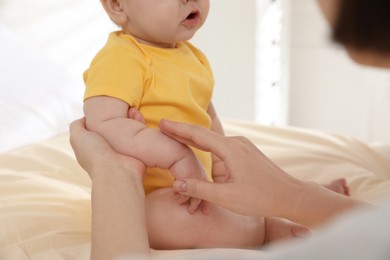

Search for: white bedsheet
xmin=1 ymin=120 xmax=390 ymax=259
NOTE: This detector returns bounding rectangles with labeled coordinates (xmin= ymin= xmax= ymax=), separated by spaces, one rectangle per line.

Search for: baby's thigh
xmin=145 ymin=188 xmax=207 ymax=249
xmin=145 ymin=188 xmax=264 ymax=250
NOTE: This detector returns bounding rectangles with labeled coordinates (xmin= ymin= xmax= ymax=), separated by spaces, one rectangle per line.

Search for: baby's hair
xmin=333 ymin=0 xmax=390 ymax=53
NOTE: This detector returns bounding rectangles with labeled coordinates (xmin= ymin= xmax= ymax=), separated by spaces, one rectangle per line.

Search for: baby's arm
xmin=84 ymin=96 xmax=208 ymax=190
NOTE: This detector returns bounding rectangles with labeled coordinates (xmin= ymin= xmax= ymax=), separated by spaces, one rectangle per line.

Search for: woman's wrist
xmin=91 ymin=156 xmax=145 ymax=193
xmin=89 ymin=155 xmax=149 ymax=258
xmin=286 ymin=181 xmax=365 ymax=228
xmin=269 ymin=176 xmax=308 ymax=220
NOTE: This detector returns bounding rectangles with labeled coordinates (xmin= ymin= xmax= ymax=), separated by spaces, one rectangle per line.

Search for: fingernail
xmin=174 ymin=180 xmax=187 ymax=192
xmin=292 ymin=226 xmax=311 ymax=238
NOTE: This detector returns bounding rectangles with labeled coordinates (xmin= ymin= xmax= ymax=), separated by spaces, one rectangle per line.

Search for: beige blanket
xmin=1 ymin=119 xmax=390 ymax=259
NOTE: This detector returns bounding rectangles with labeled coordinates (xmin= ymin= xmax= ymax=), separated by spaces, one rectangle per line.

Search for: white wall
xmin=288 ymin=0 xmax=390 ymax=143
xmin=191 ymin=0 xmax=257 ymax=121
xmin=0 ymin=0 xmax=257 ymax=122
xmin=3 ymin=0 xmax=390 ymax=143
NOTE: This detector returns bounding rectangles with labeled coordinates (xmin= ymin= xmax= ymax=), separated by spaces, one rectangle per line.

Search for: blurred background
xmin=1 ymin=0 xmax=389 ymax=143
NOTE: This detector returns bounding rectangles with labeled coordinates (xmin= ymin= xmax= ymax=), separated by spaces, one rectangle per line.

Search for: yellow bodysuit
xmin=83 ymin=31 xmax=214 ymax=193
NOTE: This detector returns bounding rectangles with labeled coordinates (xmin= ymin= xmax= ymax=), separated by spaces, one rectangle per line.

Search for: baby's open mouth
xmin=186 ymin=11 xmax=199 ymax=20
xmin=182 ymin=10 xmax=200 ymax=26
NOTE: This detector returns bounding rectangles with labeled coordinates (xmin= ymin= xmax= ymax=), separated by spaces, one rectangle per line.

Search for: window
xmin=255 ymin=0 xmax=290 ymax=125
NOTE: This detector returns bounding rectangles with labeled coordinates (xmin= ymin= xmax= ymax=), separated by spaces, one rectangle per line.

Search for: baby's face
xmin=120 ymin=0 xmax=209 ymax=48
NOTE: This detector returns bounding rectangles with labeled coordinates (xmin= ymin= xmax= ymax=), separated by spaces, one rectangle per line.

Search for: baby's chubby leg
xmin=145 ymin=188 xmax=265 ymax=250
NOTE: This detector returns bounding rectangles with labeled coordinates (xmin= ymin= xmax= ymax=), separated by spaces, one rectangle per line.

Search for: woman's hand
xmin=70 ymin=118 xmax=150 ymax=258
xmin=160 ymin=119 xmax=303 ymax=218
xmin=69 ymin=117 xmax=146 ymax=180
xmin=160 ymin=119 xmax=368 ymax=229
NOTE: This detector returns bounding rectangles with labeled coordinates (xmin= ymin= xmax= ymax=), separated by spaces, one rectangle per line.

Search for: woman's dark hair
xmin=333 ymin=0 xmax=390 ymax=53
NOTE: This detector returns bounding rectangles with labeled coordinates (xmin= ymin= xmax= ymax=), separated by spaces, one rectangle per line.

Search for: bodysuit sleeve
xmin=83 ymin=44 xmax=150 ymax=108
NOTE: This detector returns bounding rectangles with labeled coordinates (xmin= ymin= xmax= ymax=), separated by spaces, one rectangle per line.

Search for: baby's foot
xmin=323 ymin=178 xmax=350 ymax=196
xmin=264 ymin=217 xmax=310 ymax=245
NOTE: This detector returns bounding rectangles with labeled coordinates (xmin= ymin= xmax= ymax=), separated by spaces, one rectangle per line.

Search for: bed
xmin=1 ymin=14 xmax=390 ymax=260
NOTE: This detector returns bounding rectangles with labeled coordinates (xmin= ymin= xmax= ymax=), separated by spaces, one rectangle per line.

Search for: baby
xmin=84 ymin=0 xmax=345 ymax=249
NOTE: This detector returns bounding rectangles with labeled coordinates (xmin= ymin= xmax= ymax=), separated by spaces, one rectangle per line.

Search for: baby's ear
xmin=100 ymin=0 xmax=127 ymax=26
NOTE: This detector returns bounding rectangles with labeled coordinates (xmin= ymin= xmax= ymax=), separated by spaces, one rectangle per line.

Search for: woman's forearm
xmin=277 ymin=181 xmax=368 ymax=228
xmin=90 ymin=164 xmax=150 ymax=259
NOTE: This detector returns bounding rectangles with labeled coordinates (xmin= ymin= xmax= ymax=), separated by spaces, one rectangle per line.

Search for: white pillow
xmin=0 ymin=24 xmax=83 ymax=153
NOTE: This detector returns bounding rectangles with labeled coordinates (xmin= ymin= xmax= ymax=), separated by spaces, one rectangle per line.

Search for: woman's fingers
xmin=128 ymin=107 xmax=146 ymax=124
xmin=69 ymin=118 xmax=87 ymax=140
xmin=159 ymin=119 xmax=228 ymax=160
xmin=173 ymin=179 xmax=226 ymax=207
xmin=69 ymin=118 xmax=109 ymax=174
xmin=70 ymin=117 xmax=146 ymax=179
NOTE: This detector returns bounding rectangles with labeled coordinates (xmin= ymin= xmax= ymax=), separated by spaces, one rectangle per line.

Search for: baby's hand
xmin=170 ymin=151 xmax=210 ymax=215
xmin=176 ymin=183 xmax=211 ymax=214
xmin=175 ymin=155 xmax=225 ymax=214
xmin=175 ymin=191 xmax=210 ymax=215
